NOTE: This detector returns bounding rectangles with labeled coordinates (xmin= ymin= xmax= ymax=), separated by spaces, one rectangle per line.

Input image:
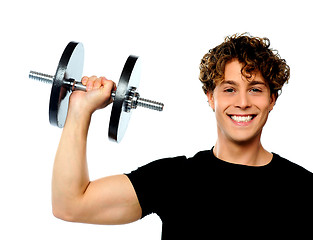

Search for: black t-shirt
xmin=126 ymin=149 xmax=313 ymax=239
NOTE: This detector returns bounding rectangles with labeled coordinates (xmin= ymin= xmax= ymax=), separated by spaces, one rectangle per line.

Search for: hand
xmin=68 ymin=76 xmax=116 ymax=116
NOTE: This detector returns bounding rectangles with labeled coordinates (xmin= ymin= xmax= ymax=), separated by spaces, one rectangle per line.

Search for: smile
xmin=228 ymin=114 xmax=256 ymax=123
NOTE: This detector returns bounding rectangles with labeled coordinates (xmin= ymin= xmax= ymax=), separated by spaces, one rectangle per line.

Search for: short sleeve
xmin=125 ymin=155 xmax=187 ymax=218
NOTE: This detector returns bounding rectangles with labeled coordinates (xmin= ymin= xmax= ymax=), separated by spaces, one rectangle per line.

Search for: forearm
xmin=51 ymin=77 xmax=125 ymax=222
xmin=52 ymin=109 xmax=91 ymax=218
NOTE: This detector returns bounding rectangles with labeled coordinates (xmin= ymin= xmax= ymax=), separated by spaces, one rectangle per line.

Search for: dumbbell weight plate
xmin=49 ymin=41 xmax=141 ymax=142
xmin=109 ymin=55 xmax=141 ymax=143
xmin=49 ymin=41 xmax=84 ymax=127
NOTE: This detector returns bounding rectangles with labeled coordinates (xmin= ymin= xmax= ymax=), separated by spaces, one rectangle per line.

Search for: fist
xmin=69 ymin=76 xmax=116 ymax=115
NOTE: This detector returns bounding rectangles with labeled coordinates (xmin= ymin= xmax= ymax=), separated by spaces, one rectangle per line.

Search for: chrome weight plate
xmin=49 ymin=42 xmax=84 ymax=127
xmin=108 ymin=55 xmax=141 ymax=142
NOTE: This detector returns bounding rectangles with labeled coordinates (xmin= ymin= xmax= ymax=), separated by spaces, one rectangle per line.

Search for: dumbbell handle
xmin=29 ymin=71 xmax=164 ymax=111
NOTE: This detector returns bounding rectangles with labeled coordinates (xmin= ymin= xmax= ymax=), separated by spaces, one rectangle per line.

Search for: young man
xmin=52 ymin=34 xmax=313 ymax=239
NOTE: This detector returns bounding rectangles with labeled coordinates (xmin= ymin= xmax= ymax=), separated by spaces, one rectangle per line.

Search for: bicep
xmin=75 ymin=174 xmax=142 ymax=225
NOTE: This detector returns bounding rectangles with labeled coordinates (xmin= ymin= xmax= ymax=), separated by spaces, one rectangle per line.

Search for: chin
xmin=229 ymin=131 xmax=262 ymax=145
xmin=220 ymin=126 xmax=263 ymax=145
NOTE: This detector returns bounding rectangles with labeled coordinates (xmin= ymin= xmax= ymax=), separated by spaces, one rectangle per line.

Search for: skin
xmin=52 ymin=59 xmax=277 ymax=224
xmin=52 ymin=75 xmax=142 ymax=224
xmin=207 ymin=58 xmax=276 ymax=166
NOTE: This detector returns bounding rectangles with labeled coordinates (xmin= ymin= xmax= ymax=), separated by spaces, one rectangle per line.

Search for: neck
xmin=213 ymin=135 xmax=272 ymax=167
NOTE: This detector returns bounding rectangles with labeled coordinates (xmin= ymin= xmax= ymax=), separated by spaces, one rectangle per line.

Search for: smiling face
xmin=207 ymin=59 xmax=276 ymax=145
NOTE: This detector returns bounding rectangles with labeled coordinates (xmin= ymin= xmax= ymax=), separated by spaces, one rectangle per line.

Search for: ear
xmin=206 ymin=91 xmax=215 ymax=112
xmin=269 ymin=93 xmax=277 ymax=112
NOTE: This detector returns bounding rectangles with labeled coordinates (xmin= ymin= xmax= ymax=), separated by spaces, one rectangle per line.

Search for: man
xmin=52 ymin=33 xmax=313 ymax=239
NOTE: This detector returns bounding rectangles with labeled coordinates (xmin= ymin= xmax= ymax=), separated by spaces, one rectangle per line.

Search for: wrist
xmin=65 ymin=107 xmax=92 ymax=133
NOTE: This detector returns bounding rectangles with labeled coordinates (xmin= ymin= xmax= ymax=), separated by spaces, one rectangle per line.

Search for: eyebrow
xmin=222 ymin=80 xmax=267 ymax=86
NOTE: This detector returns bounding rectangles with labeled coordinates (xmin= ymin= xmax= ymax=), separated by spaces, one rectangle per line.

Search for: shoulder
xmin=126 ymin=155 xmax=188 ymax=181
xmin=272 ymin=153 xmax=313 ymax=208
xmin=126 ymin=150 xmax=211 ymax=178
xmin=272 ymin=152 xmax=313 ymax=178
xmin=137 ymin=154 xmax=189 ymax=172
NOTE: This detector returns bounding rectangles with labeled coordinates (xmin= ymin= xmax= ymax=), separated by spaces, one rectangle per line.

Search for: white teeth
xmin=230 ymin=115 xmax=253 ymax=122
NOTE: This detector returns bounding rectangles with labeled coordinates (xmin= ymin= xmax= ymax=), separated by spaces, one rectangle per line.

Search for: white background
xmin=1 ymin=0 xmax=312 ymax=239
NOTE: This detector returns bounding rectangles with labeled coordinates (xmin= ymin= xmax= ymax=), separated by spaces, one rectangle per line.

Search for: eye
xmin=224 ymin=88 xmax=235 ymax=93
xmin=250 ymin=88 xmax=262 ymax=93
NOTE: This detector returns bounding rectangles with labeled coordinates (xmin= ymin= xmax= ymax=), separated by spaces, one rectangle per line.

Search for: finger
xmin=113 ymin=81 xmax=117 ymax=91
xmin=94 ymin=77 xmax=102 ymax=89
xmin=86 ymin=80 xmax=94 ymax=91
xmin=100 ymin=77 xmax=107 ymax=87
xmin=81 ymin=76 xmax=88 ymax=85
xmin=88 ymin=75 xmax=98 ymax=82
xmin=100 ymin=76 xmax=108 ymax=86
xmin=86 ymin=75 xmax=98 ymax=91
xmin=100 ymin=77 xmax=116 ymax=91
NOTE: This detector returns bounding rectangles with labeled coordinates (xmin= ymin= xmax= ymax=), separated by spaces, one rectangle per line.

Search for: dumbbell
xmin=29 ymin=41 xmax=164 ymax=143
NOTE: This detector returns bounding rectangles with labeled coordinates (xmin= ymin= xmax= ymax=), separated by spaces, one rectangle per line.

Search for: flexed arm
xmin=52 ymin=76 xmax=142 ymax=224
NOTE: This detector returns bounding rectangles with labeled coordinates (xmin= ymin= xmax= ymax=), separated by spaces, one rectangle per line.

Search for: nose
xmin=235 ymin=92 xmax=251 ymax=109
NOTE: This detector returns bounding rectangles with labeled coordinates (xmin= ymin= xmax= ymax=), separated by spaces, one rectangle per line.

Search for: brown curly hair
xmin=199 ymin=33 xmax=290 ymax=97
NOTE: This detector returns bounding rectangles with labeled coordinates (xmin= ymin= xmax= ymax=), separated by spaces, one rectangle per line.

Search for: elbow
xmin=52 ymin=207 xmax=73 ymax=222
xmin=52 ymin=204 xmax=78 ymax=222
xmin=52 ymin=192 xmax=87 ymax=222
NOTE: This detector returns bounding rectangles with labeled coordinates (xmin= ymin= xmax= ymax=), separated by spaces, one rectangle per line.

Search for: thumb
xmin=85 ymin=82 xmax=114 ymax=113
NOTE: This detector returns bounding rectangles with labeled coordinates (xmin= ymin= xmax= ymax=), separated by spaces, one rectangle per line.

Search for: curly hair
xmin=199 ymin=33 xmax=290 ymax=97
